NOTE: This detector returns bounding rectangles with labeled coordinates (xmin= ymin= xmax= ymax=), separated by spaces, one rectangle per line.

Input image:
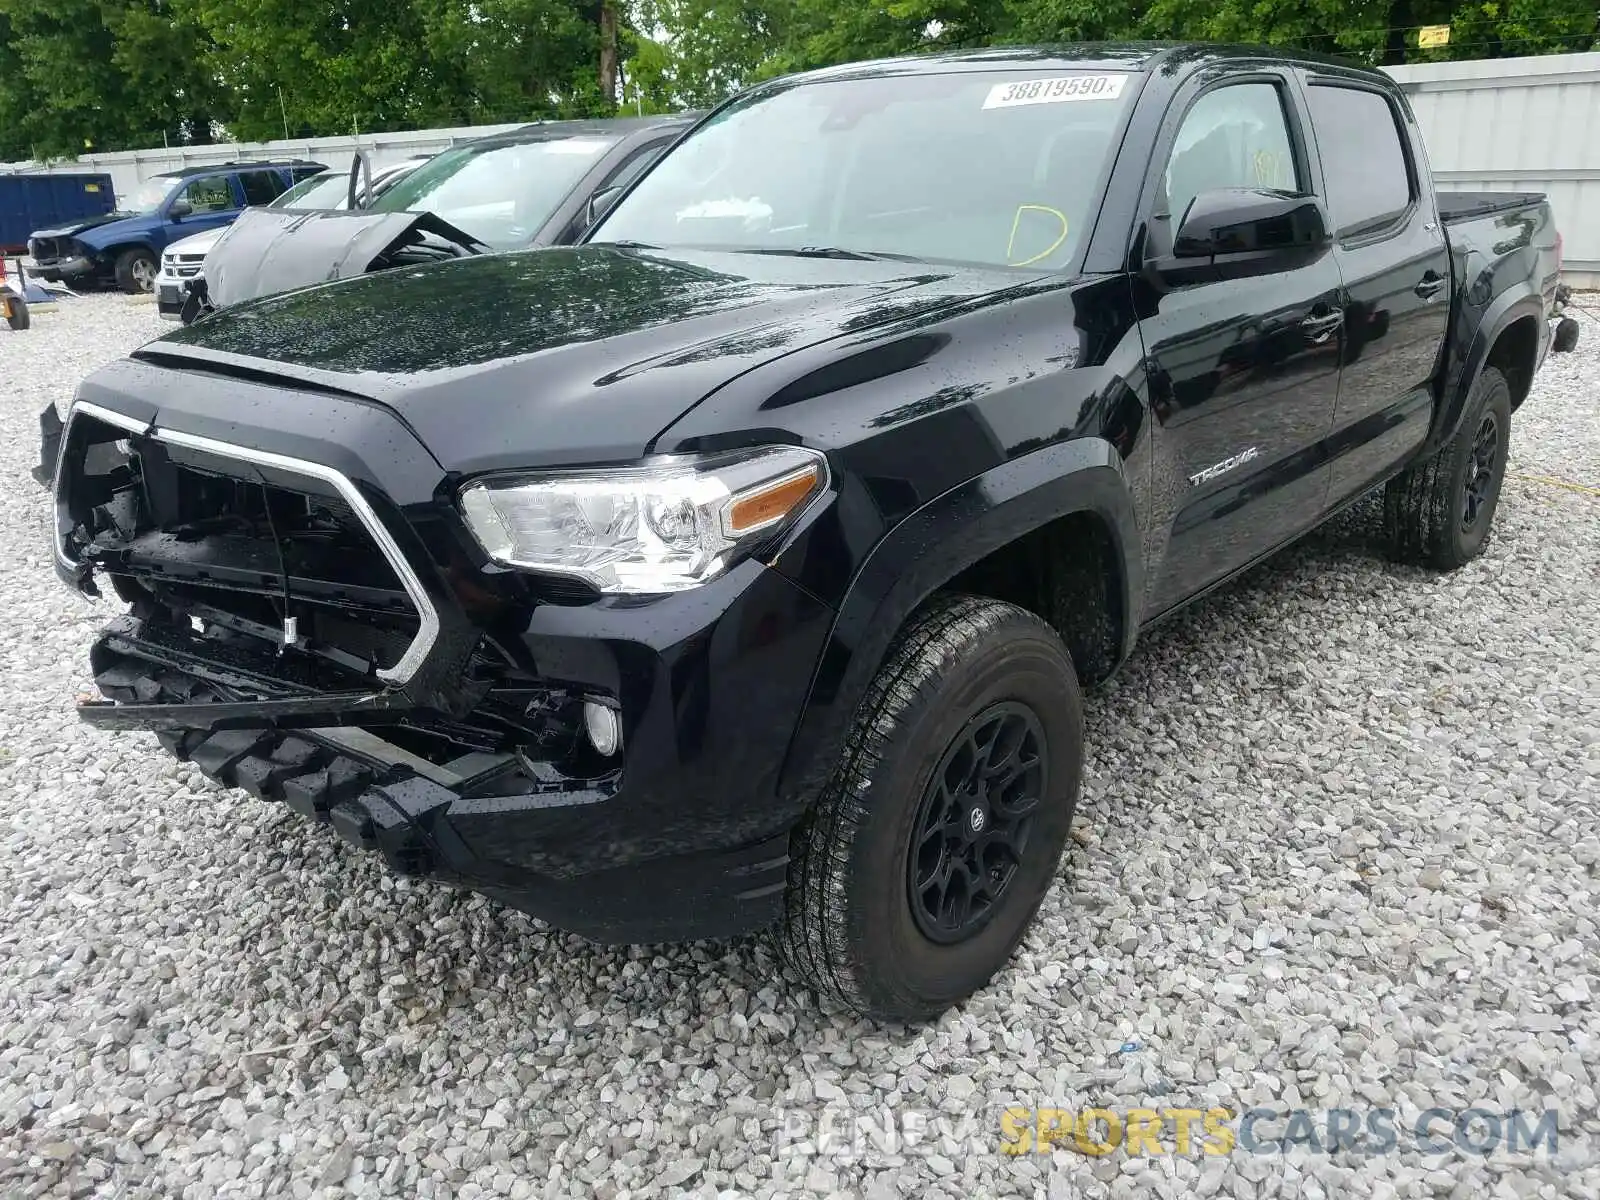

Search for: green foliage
xmin=632 ymin=0 xmax=790 ymax=104
xmin=0 ymin=0 xmax=1593 ymax=161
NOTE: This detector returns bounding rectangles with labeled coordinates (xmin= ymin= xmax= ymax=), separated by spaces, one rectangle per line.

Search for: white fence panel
xmin=1386 ymin=52 xmax=1600 ymax=287
xmin=0 ymin=124 xmax=528 ymax=199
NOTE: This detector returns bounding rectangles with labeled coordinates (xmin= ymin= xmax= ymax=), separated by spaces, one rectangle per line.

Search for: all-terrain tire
xmin=1384 ymin=366 xmax=1512 ymax=570
xmin=777 ymin=593 xmax=1084 ymax=1021
xmin=113 ymin=247 xmax=158 ymax=294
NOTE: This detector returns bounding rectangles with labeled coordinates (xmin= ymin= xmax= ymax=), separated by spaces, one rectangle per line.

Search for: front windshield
xmin=120 ymin=177 xmax=180 ymax=215
xmin=594 ymin=70 xmax=1135 ymax=269
xmin=374 ymin=135 xmax=619 ymax=249
xmin=271 ymin=172 xmax=348 ymax=210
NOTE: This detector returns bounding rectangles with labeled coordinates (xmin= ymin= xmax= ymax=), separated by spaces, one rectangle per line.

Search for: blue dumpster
xmin=0 ymin=173 xmax=116 ymax=252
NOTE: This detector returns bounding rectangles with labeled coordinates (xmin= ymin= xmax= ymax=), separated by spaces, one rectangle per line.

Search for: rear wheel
xmin=1384 ymin=366 xmax=1512 ymax=569
xmin=778 ymin=594 xmax=1083 ymax=1021
xmin=113 ymin=247 xmax=158 ymax=294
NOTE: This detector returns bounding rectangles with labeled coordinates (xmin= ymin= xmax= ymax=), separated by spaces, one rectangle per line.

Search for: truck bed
xmin=1436 ymin=191 xmax=1547 ymax=225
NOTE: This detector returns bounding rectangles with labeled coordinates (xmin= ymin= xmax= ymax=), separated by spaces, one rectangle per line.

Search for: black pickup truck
xmin=48 ymin=44 xmax=1565 ymax=1020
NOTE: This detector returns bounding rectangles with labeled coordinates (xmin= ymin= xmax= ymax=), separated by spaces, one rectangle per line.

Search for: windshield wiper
xmin=737 ymin=246 xmax=925 ymax=263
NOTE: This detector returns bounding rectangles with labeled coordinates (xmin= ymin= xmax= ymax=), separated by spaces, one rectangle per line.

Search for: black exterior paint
xmin=55 ymin=44 xmax=1560 ymax=941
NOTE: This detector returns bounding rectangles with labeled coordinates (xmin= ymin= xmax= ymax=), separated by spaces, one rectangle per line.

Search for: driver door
xmin=166 ymin=176 xmax=240 ymax=247
xmin=1135 ymin=72 xmax=1345 ymax=617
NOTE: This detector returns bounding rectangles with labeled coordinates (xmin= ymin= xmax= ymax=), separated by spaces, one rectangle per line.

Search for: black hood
xmin=145 ymin=245 xmax=1040 ymax=473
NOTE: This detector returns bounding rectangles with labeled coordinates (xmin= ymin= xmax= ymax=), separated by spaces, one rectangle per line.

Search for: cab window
xmin=179 ymin=177 xmax=236 ymax=214
xmin=1164 ymin=83 xmax=1301 ymax=225
xmin=1305 ymin=84 xmax=1413 ymax=236
xmin=602 ymin=141 xmax=673 ymax=193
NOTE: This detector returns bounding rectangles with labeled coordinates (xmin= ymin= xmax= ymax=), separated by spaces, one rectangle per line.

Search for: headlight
xmin=458 ymin=447 xmax=828 ymax=593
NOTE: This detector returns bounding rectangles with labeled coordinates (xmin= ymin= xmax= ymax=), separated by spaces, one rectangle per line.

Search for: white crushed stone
xmin=1 ymin=292 xmax=1597 ymax=1199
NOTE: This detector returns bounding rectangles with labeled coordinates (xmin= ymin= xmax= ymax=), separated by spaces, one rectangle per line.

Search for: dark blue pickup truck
xmin=28 ymin=160 xmax=323 ymax=294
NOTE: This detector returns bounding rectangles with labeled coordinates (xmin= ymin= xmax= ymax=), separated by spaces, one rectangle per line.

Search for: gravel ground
xmin=1 ymin=293 xmax=1597 ymax=1200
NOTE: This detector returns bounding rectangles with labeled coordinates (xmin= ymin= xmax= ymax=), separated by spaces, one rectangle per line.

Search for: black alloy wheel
xmin=909 ymin=702 xmax=1045 ymax=944
xmin=778 ymin=594 xmax=1084 ymax=1022
xmin=1461 ymin=412 xmax=1500 ymax=532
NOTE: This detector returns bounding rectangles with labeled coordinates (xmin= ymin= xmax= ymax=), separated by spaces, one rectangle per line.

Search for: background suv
xmin=27 ymin=160 xmax=324 ymax=294
xmin=156 ymin=157 xmax=430 ymax=321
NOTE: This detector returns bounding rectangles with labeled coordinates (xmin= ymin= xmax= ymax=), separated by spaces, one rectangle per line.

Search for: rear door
xmin=1301 ymin=76 xmax=1450 ymax=501
xmin=1135 ymin=69 xmax=1345 ymax=616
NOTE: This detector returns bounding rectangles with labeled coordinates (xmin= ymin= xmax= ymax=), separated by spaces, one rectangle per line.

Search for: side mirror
xmin=1155 ymin=188 xmax=1330 ymax=285
xmin=168 ymin=200 xmax=194 ymax=220
xmin=584 ymin=185 xmax=624 ymax=231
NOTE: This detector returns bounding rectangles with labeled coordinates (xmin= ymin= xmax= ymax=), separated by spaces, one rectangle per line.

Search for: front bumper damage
xmin=52 ymin=375 xmax=831 ymax=942
xmin=30 ymin=254 xmax=94 ymax=283
xmin=33 ymin=403 xmax=64 ymax=488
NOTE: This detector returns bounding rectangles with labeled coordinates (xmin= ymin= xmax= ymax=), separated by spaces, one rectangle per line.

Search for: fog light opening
xmin=584 ymin=701 xmax=622 ymax=757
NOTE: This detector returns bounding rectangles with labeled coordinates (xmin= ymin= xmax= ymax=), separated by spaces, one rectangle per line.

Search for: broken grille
xmin=56 ymin=402 xmax=440 ymax=687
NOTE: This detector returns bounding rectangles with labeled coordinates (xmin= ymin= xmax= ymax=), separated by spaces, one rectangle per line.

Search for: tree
xmin=109 ymin=0 xmax=225 ymax=143
xmin=413 ymin=0 xmax=610 ymax=125
xmin=3 ymin=0 xmax=1595 ymax=164
xmin=1012 ymin=0 xmax=1595 ymax=63
xmin=0 ymin=9 xmax=44 ymax=159
xmin=631 ymin=0 xmax=791 ymax=106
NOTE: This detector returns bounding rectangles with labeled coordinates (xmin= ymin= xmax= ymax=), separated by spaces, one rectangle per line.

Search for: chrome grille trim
xmin=55 ymin=401 xmax=440 ymax=688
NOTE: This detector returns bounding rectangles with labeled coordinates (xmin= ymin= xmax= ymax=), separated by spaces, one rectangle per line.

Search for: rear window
xmin=594 ymin=70 xmax=1136 ymax=270
xmin=1306 ymin=85 xmax=1413 ymax=236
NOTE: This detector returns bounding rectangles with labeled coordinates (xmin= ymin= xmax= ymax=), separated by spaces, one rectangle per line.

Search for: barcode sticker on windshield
xmin=983 ymin=74 xmax=1128 ymax=109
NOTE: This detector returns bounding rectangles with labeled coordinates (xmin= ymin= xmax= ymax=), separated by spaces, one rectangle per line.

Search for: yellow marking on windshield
xmin=1006 ymin=205 xmax=1070 ymax=267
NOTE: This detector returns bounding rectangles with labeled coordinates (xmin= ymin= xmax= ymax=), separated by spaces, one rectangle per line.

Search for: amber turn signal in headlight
xmin=459 ymin=447 xmax=828 ymax=593
xmin=726 ymin=464 xmax=824 ymax=535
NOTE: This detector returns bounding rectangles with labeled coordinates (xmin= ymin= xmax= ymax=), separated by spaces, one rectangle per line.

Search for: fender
xmin=1424 ymin=284 xmax=1545 ymax=456
xmin=777 ymin=436 xmax=1143 ymax=804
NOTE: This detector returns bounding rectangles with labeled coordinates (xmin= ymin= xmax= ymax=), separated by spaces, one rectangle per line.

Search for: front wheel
xmin=113 ymin=247 xmax=158 ymax=294
xmin=778 ymin=594 xmax=1084 ymax=1021
xmin=1384 ymin=366 xmax=1512 ymax=569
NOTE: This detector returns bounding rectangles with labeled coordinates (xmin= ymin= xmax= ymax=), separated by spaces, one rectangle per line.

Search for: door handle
xmin=1300 ymin=310 xmax=1344 ymax=343
xmin=1414 ymin=272 xmax=1447 ymax=300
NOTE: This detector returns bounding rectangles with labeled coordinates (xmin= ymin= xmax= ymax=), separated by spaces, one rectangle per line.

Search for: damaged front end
xmin=54 ymin=401 xmax=632 ymax=901
xmin=195 ymin=207 xmax=485 ymax=316
xmin=32 ymin=403 xmax=63 ymax=489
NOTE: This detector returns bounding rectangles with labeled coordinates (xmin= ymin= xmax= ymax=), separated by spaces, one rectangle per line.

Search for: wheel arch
xmin=1428 ymin=288 xmax=1545 ymax=455
xmin=777 ymin=437 xmax=1142 ymax=807
xmin=1483 ymin=315 xmax=1541 ymax=410
xmin=105 ymin=241 xmax=159 ymax=261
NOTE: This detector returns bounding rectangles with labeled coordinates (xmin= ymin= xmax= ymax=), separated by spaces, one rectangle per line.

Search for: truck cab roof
xmin=150 ymin=160 xmax=326 ymax=181
xmin=774 ymin=42 xmax=1398 ymax=85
